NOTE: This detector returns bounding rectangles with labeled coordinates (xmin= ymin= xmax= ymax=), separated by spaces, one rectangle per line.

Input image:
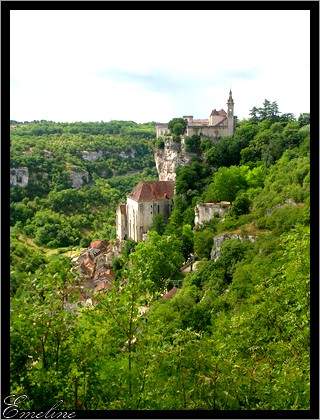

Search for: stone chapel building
xmin=156 ymin=90 xmax=237 ymax=139
xmin=116 ymin=181 xmax=175 ymax=243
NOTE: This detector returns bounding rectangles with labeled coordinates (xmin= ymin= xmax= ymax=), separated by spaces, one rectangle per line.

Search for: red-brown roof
xmin=189 ymin=119 xmax=209 ymax=126
xmin=94 ymin=270 xmax=116 ymax=283
xmin=83 ymin=258 xmax=94 ymax=269
xmin=94 ymin=282 xmax=114 ymax=293
xmin=210 ymin=109 xmax=227 ymax=117
xmin=128 ymin=181 xmax=174 ymax=202
xmin=90 ymin=240 xmax=110 ymax=249
xmin=161 ymin=287 xmax=179 ymax=300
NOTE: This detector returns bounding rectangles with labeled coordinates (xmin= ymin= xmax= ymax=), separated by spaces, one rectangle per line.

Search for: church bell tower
xmin=227 ymin=90 xmax=235 ymax=136
xmin=227 ymin=89 xmax=234 ymax=118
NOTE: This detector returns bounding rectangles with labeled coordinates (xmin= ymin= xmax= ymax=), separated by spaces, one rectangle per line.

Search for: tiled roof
xmin=94 ymin=270 xmax=116 ymax=283
xmin=161 ymin=287 xmax=179 ymax=300
xmin=210 ymin=109 xmax=227 ymax=117
xmin=83 ymin=259 xmax=94 ymax=271
xmin=90 ymin=240 xmax=110 ymax=249
xmin=214 ymin=116 xmax=228 ymax=126
xmin=128 ymin=181 xmax=175 ymax=202
xmin=94 ymin=282 xmax=114 ymax=293
xmin=188 ymin=119 xmax=209 ymax=126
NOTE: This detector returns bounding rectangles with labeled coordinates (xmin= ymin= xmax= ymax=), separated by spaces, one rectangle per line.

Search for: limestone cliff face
xmin=10 ymin=167 xmax=29 ymax=187
xmin=68 ymin=171 xmax=89 ymax=189
xmin=81 ymin=151 xmax=104 ymax=162
xmin=154 ymin=137 xmax=198 ymax=182
xmin=80 ymin=150 xmax=136 ymax=162
xmin=211 ymin=234 xmax=257 ymax=261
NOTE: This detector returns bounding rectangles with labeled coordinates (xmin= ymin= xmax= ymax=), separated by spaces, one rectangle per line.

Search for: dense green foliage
xmin=10 ymin=106 xmax=311 ymax=411
xmin=168 ymin=117 xmax=188 ymax=139
xmin=10 ymin=120 xmax=158 ymax=247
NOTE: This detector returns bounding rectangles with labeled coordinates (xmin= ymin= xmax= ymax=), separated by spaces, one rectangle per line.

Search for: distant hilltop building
xmin=116 ymin=181 xmax=175 ymax=243
xmin=156 ymin=90 xmax=237 ymax=139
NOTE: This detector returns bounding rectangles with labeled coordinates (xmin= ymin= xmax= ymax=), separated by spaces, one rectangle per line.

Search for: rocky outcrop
xmin=211 ymin=233 xmax=257 ymax=261
xmin=80 ymin=151 xmax=104 ymax=161
xmin=10 ymin=167 xmax=29 ymax=187
xmin=265 ymin=199 xmax=298 ymax=215
xmin=29 ymin=172 xmax=48 ymax=185
xmin=69 ymin=171 xmax=89 ymax=189
xmin=119 ymin=150 xmax=136 ymax=159
xmin=154 ymin=137 xmax=198 ymax=182
xmin=80 ymin=149 xmax=136 ymax=161
xmin=43 ymin=150 xmax=57 ymax=158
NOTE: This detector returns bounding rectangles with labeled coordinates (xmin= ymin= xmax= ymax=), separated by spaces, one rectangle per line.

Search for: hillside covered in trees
xmin=10 ymin=120 xmax=158 ymax=248
xmin=9 ymin=104 xmax=312 ymax=413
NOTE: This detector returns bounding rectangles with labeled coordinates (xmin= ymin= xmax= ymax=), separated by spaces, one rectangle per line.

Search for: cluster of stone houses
xmin=73 ymin=240 xmax=118 ymax=297
xmin=69 ymin=187 xmax=231 ymax=307
xmin=70 ymin=190 xmax=231 ymax=308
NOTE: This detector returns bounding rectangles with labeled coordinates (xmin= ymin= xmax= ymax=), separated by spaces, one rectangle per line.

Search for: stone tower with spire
xmin=227 ymin=89 xmax=235 ymax=136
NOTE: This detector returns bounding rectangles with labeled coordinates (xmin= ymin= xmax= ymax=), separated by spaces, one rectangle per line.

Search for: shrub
xmin=157 ymin=138 xmax=165 ymax=150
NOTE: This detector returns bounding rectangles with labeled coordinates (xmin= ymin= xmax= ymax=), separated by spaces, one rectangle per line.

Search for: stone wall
xmin=116 ymin=204 xmax=127 ymax=242
xmin=194 ymin=202 xmax=231 ymax=226
xmin=156 ymin=123 xmax=169 ymax=139
xmin=125 ymin=196 xmax=173 ymax=242
xmin=186 ymin=125 xmax=229 ymax=138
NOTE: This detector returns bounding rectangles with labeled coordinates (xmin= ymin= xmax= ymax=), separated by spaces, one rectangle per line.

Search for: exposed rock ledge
xmin=154 ymin=137 xmax=198 ymax=182
xmin=68 ymin=171 xmax=89 ymax=189
xmin=211 ymin=233 xmax=257 ymax=261
xmin=10 ymin=167 xmax=29 ymax=187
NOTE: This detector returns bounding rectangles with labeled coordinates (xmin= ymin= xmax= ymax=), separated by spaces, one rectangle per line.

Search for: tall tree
xmin=128 ymin=231 xmax=184 ymax=293
xmin=168 ymin=118 xmax=188 ymax=138
xmin=206 ymin=166 xmax=249 ymax=203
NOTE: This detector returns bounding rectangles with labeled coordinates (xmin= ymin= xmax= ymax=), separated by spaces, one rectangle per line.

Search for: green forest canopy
xmin=9 ymin=105 xmax=312 ymax=411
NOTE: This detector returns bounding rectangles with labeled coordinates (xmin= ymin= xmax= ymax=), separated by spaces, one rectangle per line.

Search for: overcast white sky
xmin=10 ymin=9 xmax=310 ymax=124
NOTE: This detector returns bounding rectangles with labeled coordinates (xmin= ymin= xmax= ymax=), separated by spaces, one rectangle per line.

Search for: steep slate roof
xmin=128 ymin=181 xmax=174 ymax=202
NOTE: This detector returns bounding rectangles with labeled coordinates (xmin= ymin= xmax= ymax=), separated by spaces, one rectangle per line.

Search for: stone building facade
xmin=116 ymin=181 xmax=175 ymax=243
xmin=156 ymin=90 xmax=237 ymax=139
xmin=194 ymin=202 xmax=231 ymax=227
